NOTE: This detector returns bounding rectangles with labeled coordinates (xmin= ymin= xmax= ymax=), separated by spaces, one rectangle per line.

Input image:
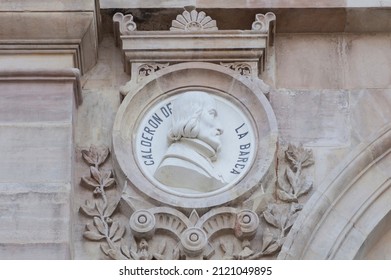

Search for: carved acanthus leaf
xmin=170 ymin=7 xmax=218 ymax=32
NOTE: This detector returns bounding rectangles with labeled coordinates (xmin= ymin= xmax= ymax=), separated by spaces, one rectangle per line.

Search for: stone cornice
xmin=0 ymin=1 xmax=99 ymax=74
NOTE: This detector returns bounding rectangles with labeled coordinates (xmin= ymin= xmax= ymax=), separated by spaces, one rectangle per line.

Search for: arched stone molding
xmin=279 ymin=124 xmax=391 ymax=259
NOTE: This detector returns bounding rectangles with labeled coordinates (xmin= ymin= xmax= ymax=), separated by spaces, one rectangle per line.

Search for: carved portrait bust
xmin=115 ymin=63 xmax=277 ymax=208
xmin=154 ymin=91 xmax=226 ymax=192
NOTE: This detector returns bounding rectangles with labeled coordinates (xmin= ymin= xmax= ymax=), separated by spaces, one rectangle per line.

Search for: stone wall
xmin=0 ymin=1 xmax=390 ymax=259
xmin=0 ymin=70 xmax=81 ymax=259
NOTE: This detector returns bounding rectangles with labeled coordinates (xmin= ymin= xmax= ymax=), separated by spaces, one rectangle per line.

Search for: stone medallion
xmin=135 ymin=89 xmax=256 ymax=194
xmin=112 ymin=62 xmax=278 ymax=209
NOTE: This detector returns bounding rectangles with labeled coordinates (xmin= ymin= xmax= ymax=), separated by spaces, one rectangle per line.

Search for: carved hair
xmin=168 ymin=91 xmax=215 ymax=141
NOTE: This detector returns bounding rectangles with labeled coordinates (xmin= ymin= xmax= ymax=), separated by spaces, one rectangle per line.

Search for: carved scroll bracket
xmin=252 ymin=12 xmax=276 ymax=46
xmin=113 ymin=12 xmax=137 ymax=35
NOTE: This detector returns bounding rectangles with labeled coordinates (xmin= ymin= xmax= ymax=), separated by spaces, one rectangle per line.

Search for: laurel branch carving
xmin=252 ymin=144 xmax=314 ymax=258
xmin=79 ymin=145 xmax=126 ymax=258
xmin=278 ymin=144 xmax=314 ymax=202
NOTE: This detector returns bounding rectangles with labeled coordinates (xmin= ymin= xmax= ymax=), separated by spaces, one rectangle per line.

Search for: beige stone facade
xmin=0 ymin=0 xmax=390 ymax=259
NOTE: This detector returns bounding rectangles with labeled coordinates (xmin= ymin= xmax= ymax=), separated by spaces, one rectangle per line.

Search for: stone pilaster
xmin=0 ymin=69 xmax=81 ymax=259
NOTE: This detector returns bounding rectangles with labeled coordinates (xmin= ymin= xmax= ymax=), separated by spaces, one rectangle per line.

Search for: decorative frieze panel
xmin=79 ymin=142 xmax=315 ymax=260
xmin=78 ymin=6 xmax=317 ymax=260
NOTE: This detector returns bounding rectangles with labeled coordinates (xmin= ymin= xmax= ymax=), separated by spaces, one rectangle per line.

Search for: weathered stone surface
xmin=363 ymin=220 xmax=391 ymax=259
xmin=275 ymin=34 xmax=343 ymax=89
xmin=0 ymin=125 xmax=72 ymax=182
xmin=350 ymin=89 xmax=391 ymax=143
xmin=343 ymin=34 xmax=391 ymax=89
xmin=275 ymin=34 xmax=391 ymax=90
xmin=271 ymin=89 xmax=350 ymax=146
xmin=0 ymin=183 xmax=71 ymax=243
xmin=0 ymin=0 xmax=96 ymax=11
xmin=0 ymin=83 xmax=74 ymax=123
xmin=0 ymin=70 xmax=80 ymax=259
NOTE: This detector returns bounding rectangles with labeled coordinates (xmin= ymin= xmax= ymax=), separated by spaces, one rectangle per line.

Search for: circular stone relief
xmin=135 ymin=90 xmax=256 ymax=195
xmin=112 ymin=62 xmax=278 ymax=209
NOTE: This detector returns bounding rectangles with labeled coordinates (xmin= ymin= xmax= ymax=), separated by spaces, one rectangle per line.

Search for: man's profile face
xmin=197 ymin=99 xmax=223 ymax=152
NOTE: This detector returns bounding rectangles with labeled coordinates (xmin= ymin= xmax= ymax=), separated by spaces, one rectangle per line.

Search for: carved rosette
xmin=235 ymin=210 xmax=259 ymax=239
xmin=129 ymin=210 xmax=156 ymax=239
xmin=180 ymin=228 xmax=208 ymax=257
xmin=170 ymin=7 xmax=218 ymax=31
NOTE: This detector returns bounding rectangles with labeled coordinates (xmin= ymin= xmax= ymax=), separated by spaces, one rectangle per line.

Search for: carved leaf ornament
xmin=278 ymin=144 xmax=314 ymax=202
xmin=79 ymin=146 xmax=126 ymax=257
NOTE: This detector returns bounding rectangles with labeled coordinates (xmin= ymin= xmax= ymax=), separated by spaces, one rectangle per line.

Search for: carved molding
xmin=137 ymin=63 xmax=170 ymax=81
xmin=113 ymin=10 xmax=275 ymax=76
xmin=112 ymin=206 xmax=260 ymax=260
xmin=220 ymin=62 xmax=252 ymax=77
xmin=170 ymin=7 xmax=218 ymax=32
xmin=79 ymin=143 xmax=315 ymax=260
xmin=0 ymin=8 xmax=99 ymax=74
xmin=219 ymin=62 xmax=271 ymax=95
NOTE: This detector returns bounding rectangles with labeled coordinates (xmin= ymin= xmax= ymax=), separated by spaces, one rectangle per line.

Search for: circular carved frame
xmin=112 ymin=62 xmax=278 ymax=209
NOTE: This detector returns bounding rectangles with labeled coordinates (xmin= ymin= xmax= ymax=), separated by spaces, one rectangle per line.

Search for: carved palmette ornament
xmin=170 ymin=7 xmax=218 ymax=31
